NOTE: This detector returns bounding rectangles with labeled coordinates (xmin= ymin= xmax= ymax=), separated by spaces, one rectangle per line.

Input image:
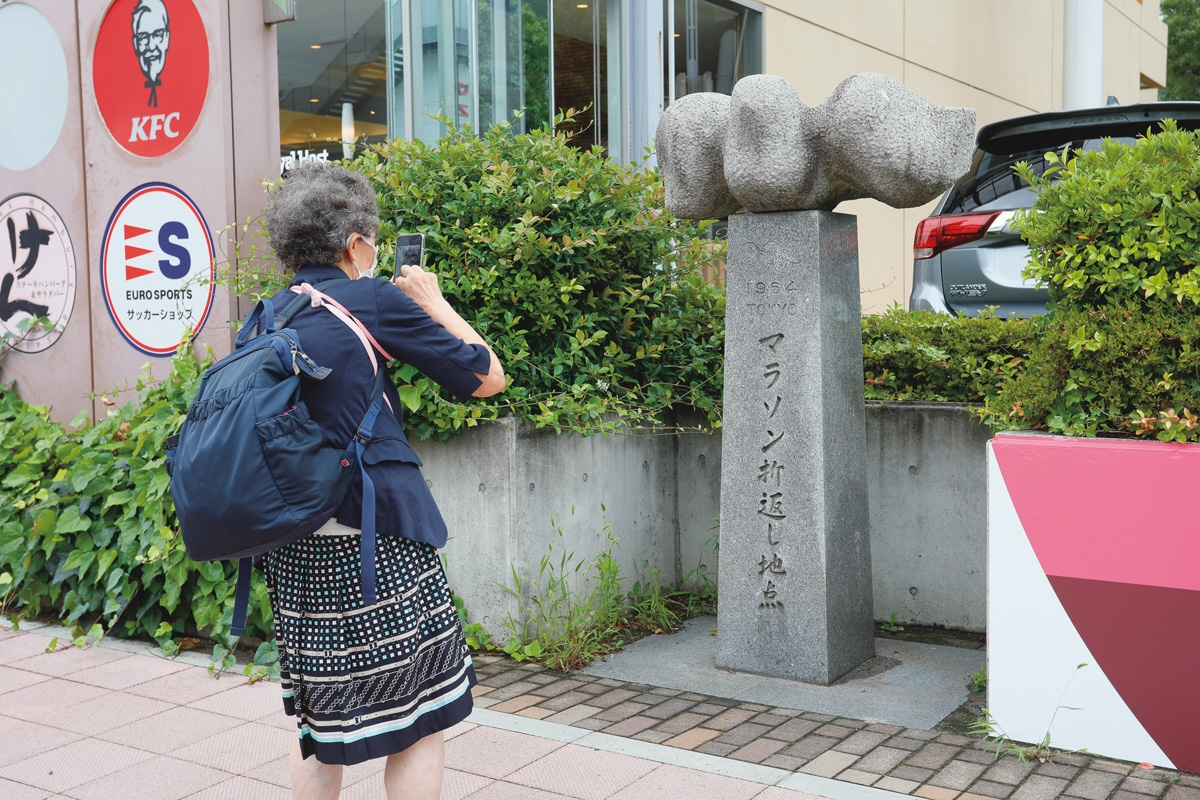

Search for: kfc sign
xmin=100 ymin=183 xmax=214 ymax=356
xmin=93 ymin=0 xmax=209 ymax=158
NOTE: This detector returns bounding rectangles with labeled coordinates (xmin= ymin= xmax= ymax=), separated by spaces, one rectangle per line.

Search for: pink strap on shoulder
xmin=291 ymin=284 xmax=395 ymax=365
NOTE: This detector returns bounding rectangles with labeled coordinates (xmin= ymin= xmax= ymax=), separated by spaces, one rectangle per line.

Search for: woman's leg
xmin=383 ymin=731 xmax=445 ymax=800
xmin=290 ymin=737 xmax=343 ymax=800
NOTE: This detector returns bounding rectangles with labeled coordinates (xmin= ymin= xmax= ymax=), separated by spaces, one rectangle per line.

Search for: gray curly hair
xmin=264 ymin=162 xmax=379 ymax=271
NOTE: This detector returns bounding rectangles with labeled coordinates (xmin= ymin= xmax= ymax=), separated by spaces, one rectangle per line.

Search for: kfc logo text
xmin=129 ymin=112 xmax=181 ymax=141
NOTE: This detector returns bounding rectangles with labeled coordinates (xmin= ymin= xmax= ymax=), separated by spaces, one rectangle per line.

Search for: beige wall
xmin=761 ymin=0 xmax=1167 ymax=312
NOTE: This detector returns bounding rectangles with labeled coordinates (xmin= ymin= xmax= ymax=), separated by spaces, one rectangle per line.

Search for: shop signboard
xmin=92 ymin=0 xmax=210 ymax=158
xmin=99 ymin=183 xmax=214 ymax=357
xmin=0 ymin=194 xmax=78 ymax=354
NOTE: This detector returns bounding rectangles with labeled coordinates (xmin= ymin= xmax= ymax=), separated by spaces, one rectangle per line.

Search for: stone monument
xmin=657 ymin=73 xmax=975 ymax=684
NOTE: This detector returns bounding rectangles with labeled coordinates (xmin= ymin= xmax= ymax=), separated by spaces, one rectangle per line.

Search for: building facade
xmin=274 ymin=0 xmax=1168 ymax=312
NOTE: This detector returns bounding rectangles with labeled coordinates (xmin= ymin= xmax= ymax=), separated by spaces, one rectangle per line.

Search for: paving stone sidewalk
xmin=470 ymin=654 xmax=1200 ymax=800
xmin=0 ymin=625 xmax=842 ymax=799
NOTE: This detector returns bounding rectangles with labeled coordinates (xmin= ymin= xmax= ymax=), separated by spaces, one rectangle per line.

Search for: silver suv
xmin=909 ymin=102 xmax=1200 ymax=317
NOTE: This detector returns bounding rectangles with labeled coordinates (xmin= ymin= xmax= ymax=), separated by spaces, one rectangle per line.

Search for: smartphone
xmin=394 ymin=233 xmax=425 ymax=270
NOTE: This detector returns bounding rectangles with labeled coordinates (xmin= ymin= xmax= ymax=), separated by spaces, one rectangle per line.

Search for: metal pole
xmin=439 ymin=0 xmax=456 ymax=132
xmin=402 ymin=0 xmax=414 ymax=140
xmin=1063 ymin=0 xmax=1104 ymax=109
xmin=492 ymin=0 xmax=508 ymax=126
xmin=685 ymin=0 xmax=697 ymax=94
xmin=593 ymin=1 xmax=602 ymax=146
xmin=667 ymin=0 xmax=675 ymax=106
xmin=470 ymin=0 xmax=480 ymax=127
xmin=548 ymin=1 xmax=555 ymax=126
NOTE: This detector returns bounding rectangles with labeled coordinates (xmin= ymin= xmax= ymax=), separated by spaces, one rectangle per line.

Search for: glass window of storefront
xmin=277 ymin=0 xmax=760 ymax=170
xmin=388 ymin=0 xmax=527 ymax=143
xmin=666 ymin=0 xmax=762 ymax=105
xmin=549 ymin=0 xmax=621 ymax=155
xmin=278 ymin=0 xmax=389 ymax=171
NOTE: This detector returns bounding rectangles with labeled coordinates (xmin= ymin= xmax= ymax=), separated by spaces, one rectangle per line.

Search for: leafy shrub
xmin=0 ymin=351 xmax=274 ymax=652
xmin=1014 ymin=120 xmax=1200 ymax=308
xmin=862 ymin=306 xmax=1034 ymax=403
xmin=349 ymin=113 xmax=725 ymax=439
xmin=984 ymin=122 xmax=1200 ymax=440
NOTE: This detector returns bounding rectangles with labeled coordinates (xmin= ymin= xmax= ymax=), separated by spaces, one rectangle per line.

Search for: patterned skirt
xmin=262 ymin=519 xmax=475 ymax=765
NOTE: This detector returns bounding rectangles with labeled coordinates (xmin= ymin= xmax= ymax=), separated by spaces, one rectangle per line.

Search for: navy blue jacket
xmin=265 ymin=263 xmax=491 ymax=548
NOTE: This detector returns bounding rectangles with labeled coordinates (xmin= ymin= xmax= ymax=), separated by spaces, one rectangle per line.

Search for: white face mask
xmin=347 ymin=233 xmax=377 ymax=279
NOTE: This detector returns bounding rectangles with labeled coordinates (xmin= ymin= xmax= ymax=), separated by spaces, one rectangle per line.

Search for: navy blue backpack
xmin=167 ymin=281 xmax=390 ymax=635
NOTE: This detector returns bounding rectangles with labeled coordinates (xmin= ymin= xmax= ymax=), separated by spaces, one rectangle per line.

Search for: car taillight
xmin=913 ymin=211 xmax=1003 ymax=260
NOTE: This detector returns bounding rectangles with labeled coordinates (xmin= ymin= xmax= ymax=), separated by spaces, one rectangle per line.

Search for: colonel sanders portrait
xmin=131 ymin=0 xmax=170 ymax=107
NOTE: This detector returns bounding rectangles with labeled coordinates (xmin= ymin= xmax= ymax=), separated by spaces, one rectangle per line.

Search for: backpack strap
xmin=288 ymin=283 xmax=394 ymax=418
xmin=352 ymin=370 xmax=388 ymax=606
xmin=233 ymin=298 xmax=276 ymax=349
xmin=289 ymin=283 xmax=395 ymax=366
xmin=229 ymin=557 xmax=254 ymax=638
xmin=273 ymin=278 xmax=342 ymax=329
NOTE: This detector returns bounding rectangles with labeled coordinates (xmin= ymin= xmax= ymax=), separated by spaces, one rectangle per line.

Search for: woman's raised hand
xmin=393 ymin=263 xmax=446 ymax=313
xmin=392 ymin=263 xmax=505 ymax=397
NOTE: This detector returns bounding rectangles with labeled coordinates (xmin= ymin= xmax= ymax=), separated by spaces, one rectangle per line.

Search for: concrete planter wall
xmin=410 ymin=417 xmax=721 ymax=638
xmin=865 ymin=402 xmax=990 ymax=632
xmin=411 ymin=403 xmax=990 ymax=638
xmin=988 ymin=432 xmax=1200 ymax=770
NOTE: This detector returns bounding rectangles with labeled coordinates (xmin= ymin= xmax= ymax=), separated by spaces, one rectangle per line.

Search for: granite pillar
xmin=716 ymin=210 xmax=875 ymax=685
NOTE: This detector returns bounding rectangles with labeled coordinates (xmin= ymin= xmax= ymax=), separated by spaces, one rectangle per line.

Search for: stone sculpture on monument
xmin=656 ymin=72 xmax=975 ymax=684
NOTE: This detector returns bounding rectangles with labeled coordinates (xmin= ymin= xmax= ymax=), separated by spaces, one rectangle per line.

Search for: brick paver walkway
xmin=470 ymin=654 xmax=1200 ymax=800
xmin=4 ymin=619 xmax=1197 ymax=800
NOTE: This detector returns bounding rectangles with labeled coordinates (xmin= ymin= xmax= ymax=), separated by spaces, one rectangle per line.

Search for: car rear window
xmin=940 ymin=137 xmax=1135 ymax=215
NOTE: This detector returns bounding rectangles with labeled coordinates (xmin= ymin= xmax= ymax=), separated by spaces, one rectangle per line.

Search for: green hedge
xmin=352 ymin=115 xmax=726 ymax=439
xmin=862 ymin=307 xmax=1033 ymax=404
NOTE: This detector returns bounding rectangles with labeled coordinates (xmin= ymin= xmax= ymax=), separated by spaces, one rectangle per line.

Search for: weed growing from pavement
xmin=627 ymin=561 xmax=681 ymax=634
xmin=499 ymin=514 xmax=626 ymax=671
xmin=970 ymin=662 xmax=1089 ymax=762
xmin=680 ymin=526 xmax=718 ymax=618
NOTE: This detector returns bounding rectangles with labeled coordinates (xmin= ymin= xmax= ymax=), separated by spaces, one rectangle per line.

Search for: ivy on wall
xmin=0 ymin=350 xmax=274 ymax=652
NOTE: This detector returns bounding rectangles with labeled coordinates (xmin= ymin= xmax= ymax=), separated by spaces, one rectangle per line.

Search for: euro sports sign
xmin=93 ymin=0 xmax=209 ymax=158
xmin=100 ymin=183 xmax=214 ymax=356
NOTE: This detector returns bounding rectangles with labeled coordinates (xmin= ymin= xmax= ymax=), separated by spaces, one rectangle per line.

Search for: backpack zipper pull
xmin=292 ymin=348 xmax=324 ymax=376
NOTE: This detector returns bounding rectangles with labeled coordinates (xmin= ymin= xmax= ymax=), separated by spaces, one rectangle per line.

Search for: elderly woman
xmin=260 ymin=162 xmax=504 ymax=800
